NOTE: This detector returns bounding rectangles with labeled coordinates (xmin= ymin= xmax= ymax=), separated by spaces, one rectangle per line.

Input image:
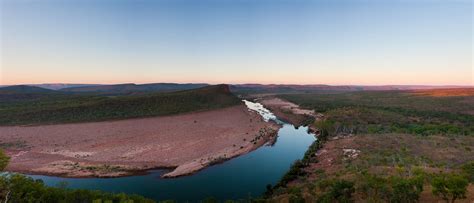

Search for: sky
xmin=0 ymin=0 xmax=472 ymax=85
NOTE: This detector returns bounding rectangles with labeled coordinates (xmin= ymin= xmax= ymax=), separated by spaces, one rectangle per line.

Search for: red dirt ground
xmin=0 ymin=105 xmax=280 ymax=178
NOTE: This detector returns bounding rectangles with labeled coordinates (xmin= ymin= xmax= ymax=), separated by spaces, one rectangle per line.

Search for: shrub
xmin=0 ymin=149 xmax=9 ymax=171
xmin=461 ymin=162 xmax=474 ymax=183
xmin=358 ymin=173 xmax=391 ymax=202
xmin=389 ymin=176 xmax=423 ymax=203
xmin=317 ymin=179 xmax=355 ymax=203
xmin=431 ymin=173 xmax=469 ymax=203
xmin=357 ymin=173 xmax=423 ymax=203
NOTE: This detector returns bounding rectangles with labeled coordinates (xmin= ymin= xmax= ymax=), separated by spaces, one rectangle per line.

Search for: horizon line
xmin=1 ymin=82 xmax=473 ymax=88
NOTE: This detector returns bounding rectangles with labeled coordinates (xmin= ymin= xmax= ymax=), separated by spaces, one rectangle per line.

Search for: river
xmin=29 ymin=100 xmax=316 ymax=201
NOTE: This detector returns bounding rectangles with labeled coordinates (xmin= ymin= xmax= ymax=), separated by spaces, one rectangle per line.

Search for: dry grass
xmin=352 ymin=134 xmax=474 ymax=171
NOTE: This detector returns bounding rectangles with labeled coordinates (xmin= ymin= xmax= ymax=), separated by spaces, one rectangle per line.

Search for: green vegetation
xmin=346 ymin=134 xmax=474 ymax=172
xmin=312 ymin=106 xmax=473 ymax=136
xmin=432 ymin=173 xmax=469 ymax=203
xmin=0 ymin=150 xmax=9 ymax=171
xmin=280 ymin=90 xmax=474 ymax=115
xmin=270 ymin=159 xmax=472 ymax=202
xmin=461 ymin=162 xmax=474 ymax=183
xmin=281 ymin=91 xmax=474 ymax=136
xmin=61 ymin=83 xmax=208 ymax=95
xmin=358 ymin=172 xmax=424 ymax=203
xmin=3 ymin=87 xmax=472 ymax=201
xmin=0 ymin=175 xmax=155 ymax=203
xmin=266 ymin=90 xmax=474 ymax=202
xmin=316 ymin=179 xmax=355 ymax=203
xmin=0 ymin=85 xmax=241 ymax=125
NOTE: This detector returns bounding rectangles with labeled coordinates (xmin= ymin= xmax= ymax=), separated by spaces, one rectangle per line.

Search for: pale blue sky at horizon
xmin=1 ymin=0 xmax=472 ymax=85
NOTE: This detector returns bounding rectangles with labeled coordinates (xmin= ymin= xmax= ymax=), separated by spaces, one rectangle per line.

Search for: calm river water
xmin=29 ymin=100 xmax=316 ymax=201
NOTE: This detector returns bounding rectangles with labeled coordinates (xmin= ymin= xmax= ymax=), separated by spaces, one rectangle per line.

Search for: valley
xmin=1 ymin=84 xmax=473 ymax=202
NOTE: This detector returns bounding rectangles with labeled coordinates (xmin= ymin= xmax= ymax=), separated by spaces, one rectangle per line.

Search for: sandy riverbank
xmin=258 ymin=97 xmax=318 ymax=126
xmin=257 ymin=97 xmax=324 ymax=134
xmin=0 ymin=104 xmax=280 ymax=178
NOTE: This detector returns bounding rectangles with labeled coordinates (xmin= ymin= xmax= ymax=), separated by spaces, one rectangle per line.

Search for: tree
xmin=358 ymin=173 xmax=423 ymax=203
xmin=432 ymin=173 xmax=469 ymax=203
xmin=0 ymin=149 xmax=10 ymax=202
xmin=461 ymin=161 xmax=474 ymax=183
xmin=317 ymin=179 xmax=355 ymax=203
xmin=315 ymin=119 xmax=335 ymax=137
xmin=0 ymin=149 xmax=9 ymax=171
xmin=359 ymin=173 xmax=391 ymax=202
xmin=389 ymin=176 xmax=423 ymax=203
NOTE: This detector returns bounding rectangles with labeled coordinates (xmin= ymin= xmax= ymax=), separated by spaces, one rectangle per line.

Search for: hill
xmin=60 ymin=83 xmax=208 ymax=95
xmin=0 ymin=84 xmax=241 ymax=126
xmin=0 ymin=85 xmax=66 ymax=102
xmin=0 ymin=85 xmax=57 ymax=94
xmin=30 ymin=84 xmax=100 ymax=90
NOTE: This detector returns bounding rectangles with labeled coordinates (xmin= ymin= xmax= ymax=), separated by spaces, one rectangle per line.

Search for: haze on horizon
xmin=0 ymin=0 xmax=472 ymax=86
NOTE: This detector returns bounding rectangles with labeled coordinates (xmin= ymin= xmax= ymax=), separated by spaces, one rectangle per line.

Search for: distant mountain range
xmin=61 ymin=83 xmax=209 ymax=95
xmin=3 ymin=83 xmax=100 ymax=90
xmin=230 ymin=84 xmax=473 ymax=94
xmin=0 ymin=85 xmax=67 ymax=102
xmin=0 ymin=85 xmax=58 ymax=94
xmin=0 ymin=83 xmax=472 ymax=96
xmin=0 ymin=83 xmax=209 ymax=96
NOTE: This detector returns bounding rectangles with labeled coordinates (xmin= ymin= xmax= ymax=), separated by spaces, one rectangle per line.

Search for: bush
xmin=461 ymin=162 xmax=474 ymax=183
xmin=431 ymin=173 xmax=469 ymax=203
xmin=317 ymin=179 xmax=355 ymax=203
xmin=389 ymin=176 xmax=423 ymax=203
xmin=357 ymin=173 xmax=423 ymax=203
xmin=0 ymin=174 xmax=155 ymax=202
xmin=0 ymin=149 xmax=9 ymax=171
xmin=358 ymin=173 xmax=391 ymax=202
